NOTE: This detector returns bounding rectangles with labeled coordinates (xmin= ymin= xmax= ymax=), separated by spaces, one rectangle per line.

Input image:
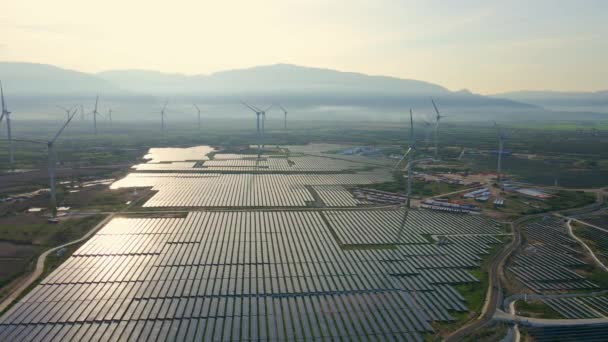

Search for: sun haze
xmin=1 ymin=0 xmax=607 ymax=93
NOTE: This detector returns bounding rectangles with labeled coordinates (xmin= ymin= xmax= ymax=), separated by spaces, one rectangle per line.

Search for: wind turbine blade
xmin=0 ymin=80 xmax=6 ymax=112
xmin=50 ymin=110 xmax=77 ymax=143
xmin=393 ymin=147 xmax=412 ymax=169
xmin=278 ymin=104 xmax=287 ymax=112
xmin=0 ymin=112 xmax=4 ymax=123
xmin=409 ymin=109 xmax=414 ymax=141
xmin=264 ymin=104 xmax=273 ymax=112
xmin=193 ymin=104 xmax=200 ymax=112
xmin=240 ymin=101 xmax=259 ymax=113
xmin=431 ymin=98 xmax=440 ymax=116
xmin=8 ymin=138 xmax=45 ymax=145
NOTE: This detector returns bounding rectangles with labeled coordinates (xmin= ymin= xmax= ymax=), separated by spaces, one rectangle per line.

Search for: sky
xmin=1 ymin=0 xmax=607 ymax=94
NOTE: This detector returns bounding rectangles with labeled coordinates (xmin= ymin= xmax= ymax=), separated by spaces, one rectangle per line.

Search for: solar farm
xmin=0 ymin=209 xmax=506 ymax=341
xmin=507 ymin=216 xmax=608 ymax=323
xmin=0 ymin=145 xmax=514 ymax=341
xmin=508 ymin=217 xmax=599 ymax=292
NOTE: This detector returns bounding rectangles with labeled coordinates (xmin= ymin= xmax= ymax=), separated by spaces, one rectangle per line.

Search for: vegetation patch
xmin=515 ymin=299 xmax=562 ymax=319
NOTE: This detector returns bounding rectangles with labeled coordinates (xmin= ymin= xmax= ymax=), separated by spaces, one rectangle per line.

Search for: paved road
xmin=561 ymin=216 xmax=608 ymax=234
xmin=494 ymin=310 xmax=608 ymax=327
xmin=503 ymin=290 xmax=608 ymax=311
xmin=566 ymin=219 xmax=608 ymax=271
xmin=0 ymin=214 xmax=115 ymax=314
xmin=444 ymin=217 xmax=524 ymax=341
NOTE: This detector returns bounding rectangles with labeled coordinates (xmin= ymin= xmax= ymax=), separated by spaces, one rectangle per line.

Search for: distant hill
xmin=0 ymin=62 xmax=122 ymax=95
xmin=0 ymin=62 xmax=536 ymax=112
xmin=493 ymin=90 xmax=608 ymax=111
xmin=96 ymin=64 xmax=451 ymax=95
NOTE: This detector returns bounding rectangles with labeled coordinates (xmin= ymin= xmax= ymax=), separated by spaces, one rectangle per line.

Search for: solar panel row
xmin=111 ymin=172 xmax=392 ymax=207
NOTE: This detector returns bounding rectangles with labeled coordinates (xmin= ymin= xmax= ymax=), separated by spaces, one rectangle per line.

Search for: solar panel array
xmin=525 ymin=324 xmax=608 ymax=342
xmin=202 ymin=156 xmax=369 ymax=172
xmin=326 ymin=210 xmax=503 ymax=245
xmin=508 ymin=217 xmax=599 ymax=292
xmin=132 ymin=156 xmax=373 ymax=173
xmin=0 ymin=209 xmax=505 ymax=341
xmin=111 ymin=172 xmax=391 ymax=208
xmin=143 ymin=146 xmax=216 ymax=163
xmin=542 ymin=296 xmax=608 ymax=319
xmin=312 ymin=185 xmax=368 ymax=207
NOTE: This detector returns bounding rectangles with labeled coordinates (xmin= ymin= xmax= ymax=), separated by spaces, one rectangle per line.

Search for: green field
xmin=0 ymin=215 xmax=103 ymax=246
xmin=515 ymin=300 xmax=562 ymax=319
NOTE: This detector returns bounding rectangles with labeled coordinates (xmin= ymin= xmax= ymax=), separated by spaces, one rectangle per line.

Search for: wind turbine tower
xmin=431 ymin=99 xmax=445 ymax=160
xmin=92 ymin=95 xmax=100 ymax=135
xmin=13 ymin=109 xmax=78 ymax=216
xmin=193 ymin=104 xmax=201 ymax=132
xmin=406 ymin=109 xmax=415 ymax=208
xmin=422 ymin=119 xmax=432 ymax=143
xmin=259 ymin=104 xmax=272 ymax=148
xmin=279 ymin=104 xmax=288 ymax=130
xmin=0 ymin=81 xmax=14 ymax=165
xmin=495 ymin=122 xmax=510 ymax=184
xmin=108 ymin=108 xmax=113 ymax=128
xmin=48 ymin=111 xmax=77 ymax=216
xmin=160 ymin=100 xmax=168 ymax=136
xmin=241 ymin=101 xmax=263 ymax=158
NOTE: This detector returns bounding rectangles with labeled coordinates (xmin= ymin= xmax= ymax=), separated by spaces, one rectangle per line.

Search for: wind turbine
xmin=494 ymin=122 xmax=510 ymax=185
xmin=160 ymin=100 xmax=168 ymax=136
xmin=56 ymin=105 xmax=75 ymax=121
xmin=393 ymin=109 xmax=416 ymax=208
xmin=396 ymin=109 xmax=416 ymax=244
xmin=108 ymin=108 xmax=113 ymax=128
xmin=91 ymin=95 xmax=100 ymax=135
xmin=11 ymin=109 xmax=78 ymax=216
xmin=258 ymin=104 xmax=272 ymax=148
xmin=406 ymin=109 xmax=416 ymax=208
xmin=278 ymin=104 xmax=288 ymax=130
xmin=431 ymin=98 xmax=446 ymax=160
xmin=241 ymin=101 xmax=263 ymax=158
xmin=193 ymin=104 xmax=201 ymax=132
xmin=422 ymin=119 xmax=432 ymax=144
xmin=0 ymin=80 xmax=14 ymax=165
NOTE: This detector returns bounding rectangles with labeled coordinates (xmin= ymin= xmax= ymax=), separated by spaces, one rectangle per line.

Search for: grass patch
xmin=362 ymin=172 xmax=465 ymax=197
xmin=454 ymin=269 xmax=487 ymax=314
xmin=515 ymin=299 xmax=562 ymax=319
xmin=587 ymin=268 xmax=608 ymax=288
xmin=43 ymin=244 xmax=81 ymax=278
xmin=461 ymin=322 xmax=509 ymax=342
xmin=431 ymin=240 xmax=507 ymax=337
xmin=545 ymin=190 xmax=596 ymax=211
xmin=0 ymin=215 xmax=104 ymax=246
xmin=572 ymin=222 xmax=608 ymax=265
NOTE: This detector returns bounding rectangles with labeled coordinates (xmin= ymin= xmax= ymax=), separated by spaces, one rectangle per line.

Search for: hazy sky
xmin=1 ymin=0 xmax=607 ymax=93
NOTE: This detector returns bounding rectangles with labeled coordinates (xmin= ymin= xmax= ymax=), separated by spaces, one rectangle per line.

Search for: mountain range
xmin=0 ymin=62 xmax=523 ymax=107
xmin=1 ymin=62 xmax=606 ymax=120
xmin=492 ymin=90 xmax=608 ymax=111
